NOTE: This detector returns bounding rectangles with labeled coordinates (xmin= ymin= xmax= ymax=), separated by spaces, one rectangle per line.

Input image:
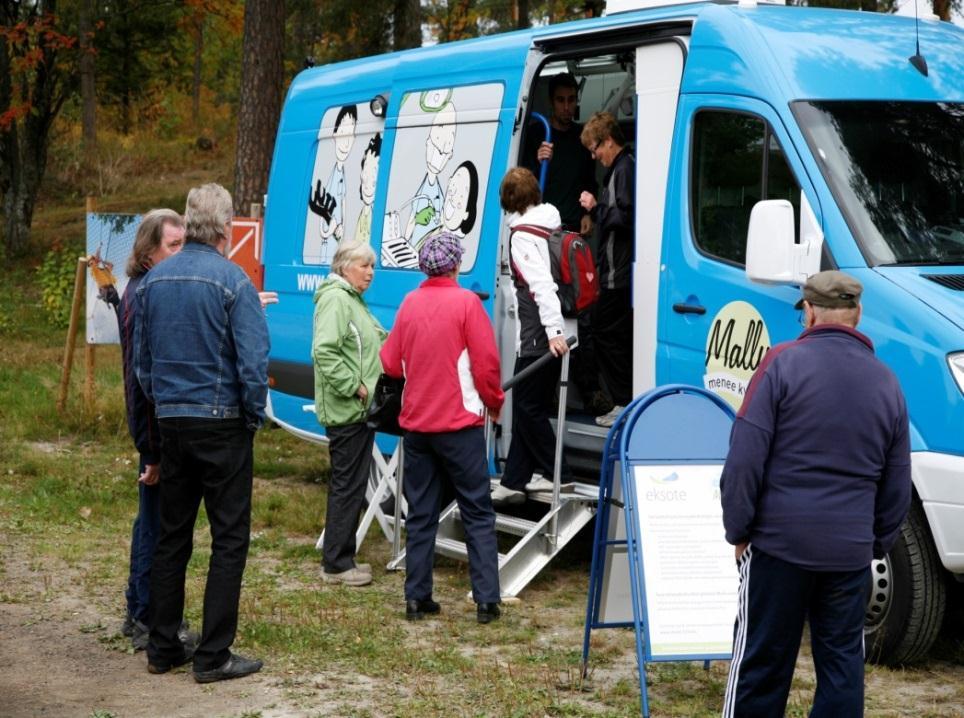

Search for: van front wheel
xmin=864 ymin=502 xmax=946 ymax=666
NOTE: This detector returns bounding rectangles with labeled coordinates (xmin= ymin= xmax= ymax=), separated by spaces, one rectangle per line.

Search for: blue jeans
xmin=125 ymin=458 xmax=161 ymax=623
xmin=403 ymin=427 xmax=500 ymax=604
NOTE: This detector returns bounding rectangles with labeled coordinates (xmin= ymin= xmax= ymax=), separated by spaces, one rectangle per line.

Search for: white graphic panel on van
xmin=303 ymin=103 xmax=383 ymax=266
xmin=380 ymin=83 xmax=504 ymax=272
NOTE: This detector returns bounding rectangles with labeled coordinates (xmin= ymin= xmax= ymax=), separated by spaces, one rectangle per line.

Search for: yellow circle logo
xmin=703 ymin=301 xmax=771 ymax=410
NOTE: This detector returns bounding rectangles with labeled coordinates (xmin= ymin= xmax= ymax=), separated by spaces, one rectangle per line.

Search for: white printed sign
xmin=632 ymin=463 xmax=737 ymax=658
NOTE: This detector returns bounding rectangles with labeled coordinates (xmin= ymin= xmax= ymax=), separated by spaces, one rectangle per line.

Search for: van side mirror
xmin=745 ymin=195 xmax=823 ymax=286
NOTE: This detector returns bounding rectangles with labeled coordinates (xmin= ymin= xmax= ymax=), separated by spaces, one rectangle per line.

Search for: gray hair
xmin=184 ymin=183 xmax=233 ymax=247
xmin=331 ymin=241 xmax=376 ymax=277
xmin=127 ymin=209 xmax=183 ymax=278
xmin=811 ymin=303 xmax=861 ymax=328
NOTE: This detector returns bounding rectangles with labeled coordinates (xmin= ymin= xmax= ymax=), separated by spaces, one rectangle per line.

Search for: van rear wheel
xmin=864 ymin=502 xmax=946 ymax=666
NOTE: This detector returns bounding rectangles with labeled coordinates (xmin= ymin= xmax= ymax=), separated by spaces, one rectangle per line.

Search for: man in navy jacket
xmin=721 ymin=271 xmax=911 ymax=718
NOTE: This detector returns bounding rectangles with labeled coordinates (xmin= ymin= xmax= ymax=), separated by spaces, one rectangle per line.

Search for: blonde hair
xmin=331 ymin=240 xmax=376 ymax=278
xmin=184 ymin=183 xmax=233 ymax=247
xmin=581 ymin=111 xmax=625 ymax=150
xmin=126 ymin=209 xmax=183 ymax=278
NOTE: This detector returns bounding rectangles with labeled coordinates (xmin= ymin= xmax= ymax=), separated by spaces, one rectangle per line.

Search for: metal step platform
xmin=386 ymin=477 xmax=598 ymax=599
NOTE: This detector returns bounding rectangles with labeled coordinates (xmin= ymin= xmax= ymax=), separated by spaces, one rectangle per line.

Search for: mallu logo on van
xmin=704 ymin=301 xmax=771 ymax=410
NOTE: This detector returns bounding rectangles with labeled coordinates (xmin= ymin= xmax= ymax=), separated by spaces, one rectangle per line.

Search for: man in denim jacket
xmin=135 ymin=183 xmax=269 ymax=683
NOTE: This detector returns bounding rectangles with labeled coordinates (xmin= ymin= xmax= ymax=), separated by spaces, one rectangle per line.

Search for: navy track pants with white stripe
xmin=723 ymin=545 xmax=870 ymax=718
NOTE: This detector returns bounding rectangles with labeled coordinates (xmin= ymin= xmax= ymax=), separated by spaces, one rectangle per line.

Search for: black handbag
xmin=366 ymin=374 xmax=405 ymax=435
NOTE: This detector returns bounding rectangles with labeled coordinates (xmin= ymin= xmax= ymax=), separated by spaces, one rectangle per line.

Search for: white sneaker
xmin=525 ymin=476 xmax=555 ymax=493
xmin=491 ymin=484 xmax=525 ymax=506
xmin=595 ymin=405 xmax=625 ymax=428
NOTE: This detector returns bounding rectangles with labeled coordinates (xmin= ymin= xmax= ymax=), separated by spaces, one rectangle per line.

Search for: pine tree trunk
xmin=517 ymin=0 xmax=530 ymax=28
xmin=393 ymin=0 xmax=421 ymax=50
xmin=233 ymin=0 xmax=285 ymax=217
xmin=192 ymin=16 xmax=204 ymax=129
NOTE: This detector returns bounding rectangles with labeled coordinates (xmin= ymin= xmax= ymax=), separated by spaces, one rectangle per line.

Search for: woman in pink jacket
xmin=380 ymin=231 xmax=505 ymax=624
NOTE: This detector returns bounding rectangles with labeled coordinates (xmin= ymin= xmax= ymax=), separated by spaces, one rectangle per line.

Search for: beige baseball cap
xmin=795 ymin=270 xmax=863 ymax=310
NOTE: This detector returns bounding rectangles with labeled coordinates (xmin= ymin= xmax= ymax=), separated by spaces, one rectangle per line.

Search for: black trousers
xmin=323 ymin=422 xmax=375 ymax=573
xmin=501 ymin=355 xmax=571 ymax=491
xmin=569 ymin=309 xmax=602 ymax=397
xmin=592 ymin=287 xmax=633 ymax=406
xmin=723 ymin=546 xmax=870 ymax=718
xmin=148 ymin=417 xmax=253 ymax=672
xmin=403 ymin=427 xmax=500 ymax=604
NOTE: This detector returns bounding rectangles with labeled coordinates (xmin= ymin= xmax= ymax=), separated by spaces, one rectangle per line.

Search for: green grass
xmin=2 ymin=132 xmax=963 ymax=718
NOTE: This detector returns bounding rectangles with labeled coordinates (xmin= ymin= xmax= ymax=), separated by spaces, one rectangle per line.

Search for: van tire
xmin=864 ymin=502 xmax=946 ymax=666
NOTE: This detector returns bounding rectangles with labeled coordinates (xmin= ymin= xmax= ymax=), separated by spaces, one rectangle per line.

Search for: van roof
xmin=682 ymin=4 xmax=964 ymax=103
xmin=285 ymin=2 xmax=964 ymax=116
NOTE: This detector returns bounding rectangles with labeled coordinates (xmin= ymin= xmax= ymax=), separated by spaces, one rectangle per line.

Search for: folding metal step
xmin=388 ymin=491 xmax=597 ymax=598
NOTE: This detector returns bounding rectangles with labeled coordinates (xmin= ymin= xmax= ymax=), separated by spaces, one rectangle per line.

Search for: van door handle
xmin=473 ymin=290 xmax=490 ymax=301
xmin=673 ymin=302 xmax=706 ymax=315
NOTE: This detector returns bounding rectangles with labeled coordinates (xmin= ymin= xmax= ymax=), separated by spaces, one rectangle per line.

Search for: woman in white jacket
xmin=491 ymin=168 xmax=572 ymax=506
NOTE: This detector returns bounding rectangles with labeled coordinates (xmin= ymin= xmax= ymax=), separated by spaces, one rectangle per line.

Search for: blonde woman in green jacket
xmin=312 ymin=240 xmax=387 ymax=587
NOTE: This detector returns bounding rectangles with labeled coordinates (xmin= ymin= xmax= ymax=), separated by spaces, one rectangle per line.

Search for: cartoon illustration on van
xmin=381 ymin=84 xmax=503 ymax=270
xmin=305 ymin=102 xmax=386 ymax=264
xmin=354 ymin=133 xmax=382 ymax=244
xmin=263 ymin=0 xmax=964 ymax=667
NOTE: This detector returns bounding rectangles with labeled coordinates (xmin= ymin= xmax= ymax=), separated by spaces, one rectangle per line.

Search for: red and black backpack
xmin=509 ymin=224 xmax=600 ymax=317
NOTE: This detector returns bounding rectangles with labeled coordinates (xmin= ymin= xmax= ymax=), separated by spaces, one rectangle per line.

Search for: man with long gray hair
xmin=135 ymin=183 xmax=269 ymax=683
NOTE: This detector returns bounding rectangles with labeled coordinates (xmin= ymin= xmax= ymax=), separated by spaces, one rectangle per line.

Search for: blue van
xmin=261 ymin=0 xmax=964 ymax=665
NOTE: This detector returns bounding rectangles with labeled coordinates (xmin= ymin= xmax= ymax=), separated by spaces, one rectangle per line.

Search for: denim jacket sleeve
xmin=228 ymin=279 xmax=270 ymax=431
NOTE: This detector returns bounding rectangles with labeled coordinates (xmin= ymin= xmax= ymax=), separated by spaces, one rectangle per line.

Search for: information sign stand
xmin=582 ymin=385 xmax=736 ymax=717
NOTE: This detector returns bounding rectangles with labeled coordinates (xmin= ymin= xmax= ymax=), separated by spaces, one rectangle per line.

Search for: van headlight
xmin=948 ymin=353 xmax=964 ymax=395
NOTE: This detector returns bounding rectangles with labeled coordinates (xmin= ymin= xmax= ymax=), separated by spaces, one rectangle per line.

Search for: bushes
xmin=38 ymin=242 xmax=84 ymax=327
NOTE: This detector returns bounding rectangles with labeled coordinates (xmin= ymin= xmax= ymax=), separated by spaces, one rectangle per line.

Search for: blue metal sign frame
xmin=582 ymin=384 xmax=735 ymax=717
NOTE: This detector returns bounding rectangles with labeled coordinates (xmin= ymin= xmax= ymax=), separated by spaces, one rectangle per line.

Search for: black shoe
xmin=177 ymin=620 xmax=200 ymax=649
xmin=405 ymin=598 xmax=441 ymax=621
xmin=121 ymin=612 xmax=135 ymax=638
xmin=136 ymin=620 xmax=199 ymax=652
xmin=193 ymin=653 xmax=263 ymax=684
xmin=131 ymin=619 xmax=149 ymax=651
xmin=477 ymin=602 xmax=501 ymax=624
xmin=147 ymin=645 xmax=196 ymax=675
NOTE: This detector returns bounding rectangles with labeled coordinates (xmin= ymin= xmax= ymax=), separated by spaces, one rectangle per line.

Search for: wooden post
xmin=83 ymin=195 xmax=97 ymax=412
xmin=57 ymin=258 xmax=88 ymax=413
xmin=84 ymin=343 xmax=96 ymax=412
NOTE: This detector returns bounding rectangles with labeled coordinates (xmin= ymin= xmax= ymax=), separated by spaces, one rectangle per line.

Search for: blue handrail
xmin=530 ymin=111 xmax=552 ymax=193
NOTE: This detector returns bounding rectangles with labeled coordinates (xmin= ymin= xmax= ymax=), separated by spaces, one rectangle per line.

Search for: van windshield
xmin=792 ymin=101 xmax=964 ymax=266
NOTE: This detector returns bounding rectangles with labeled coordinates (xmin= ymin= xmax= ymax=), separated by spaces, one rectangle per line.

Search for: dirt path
xmin=0 ymin=537 xmax=334 ymax=718
xmin=3 ymin=527 xmax=963 ymax=717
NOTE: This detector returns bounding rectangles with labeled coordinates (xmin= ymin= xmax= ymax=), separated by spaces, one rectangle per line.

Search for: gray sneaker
xmin=595 ymin=405 xmax=624 ymax=428
xmin=491 ymin=484 xmax=525 ymax=507
xmin=321 ymin=566 xmax=372 ymax=586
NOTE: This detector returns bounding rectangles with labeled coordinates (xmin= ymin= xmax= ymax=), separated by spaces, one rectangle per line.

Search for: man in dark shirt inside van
xmin=720 ymin=271 xmax=911 ymax=718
